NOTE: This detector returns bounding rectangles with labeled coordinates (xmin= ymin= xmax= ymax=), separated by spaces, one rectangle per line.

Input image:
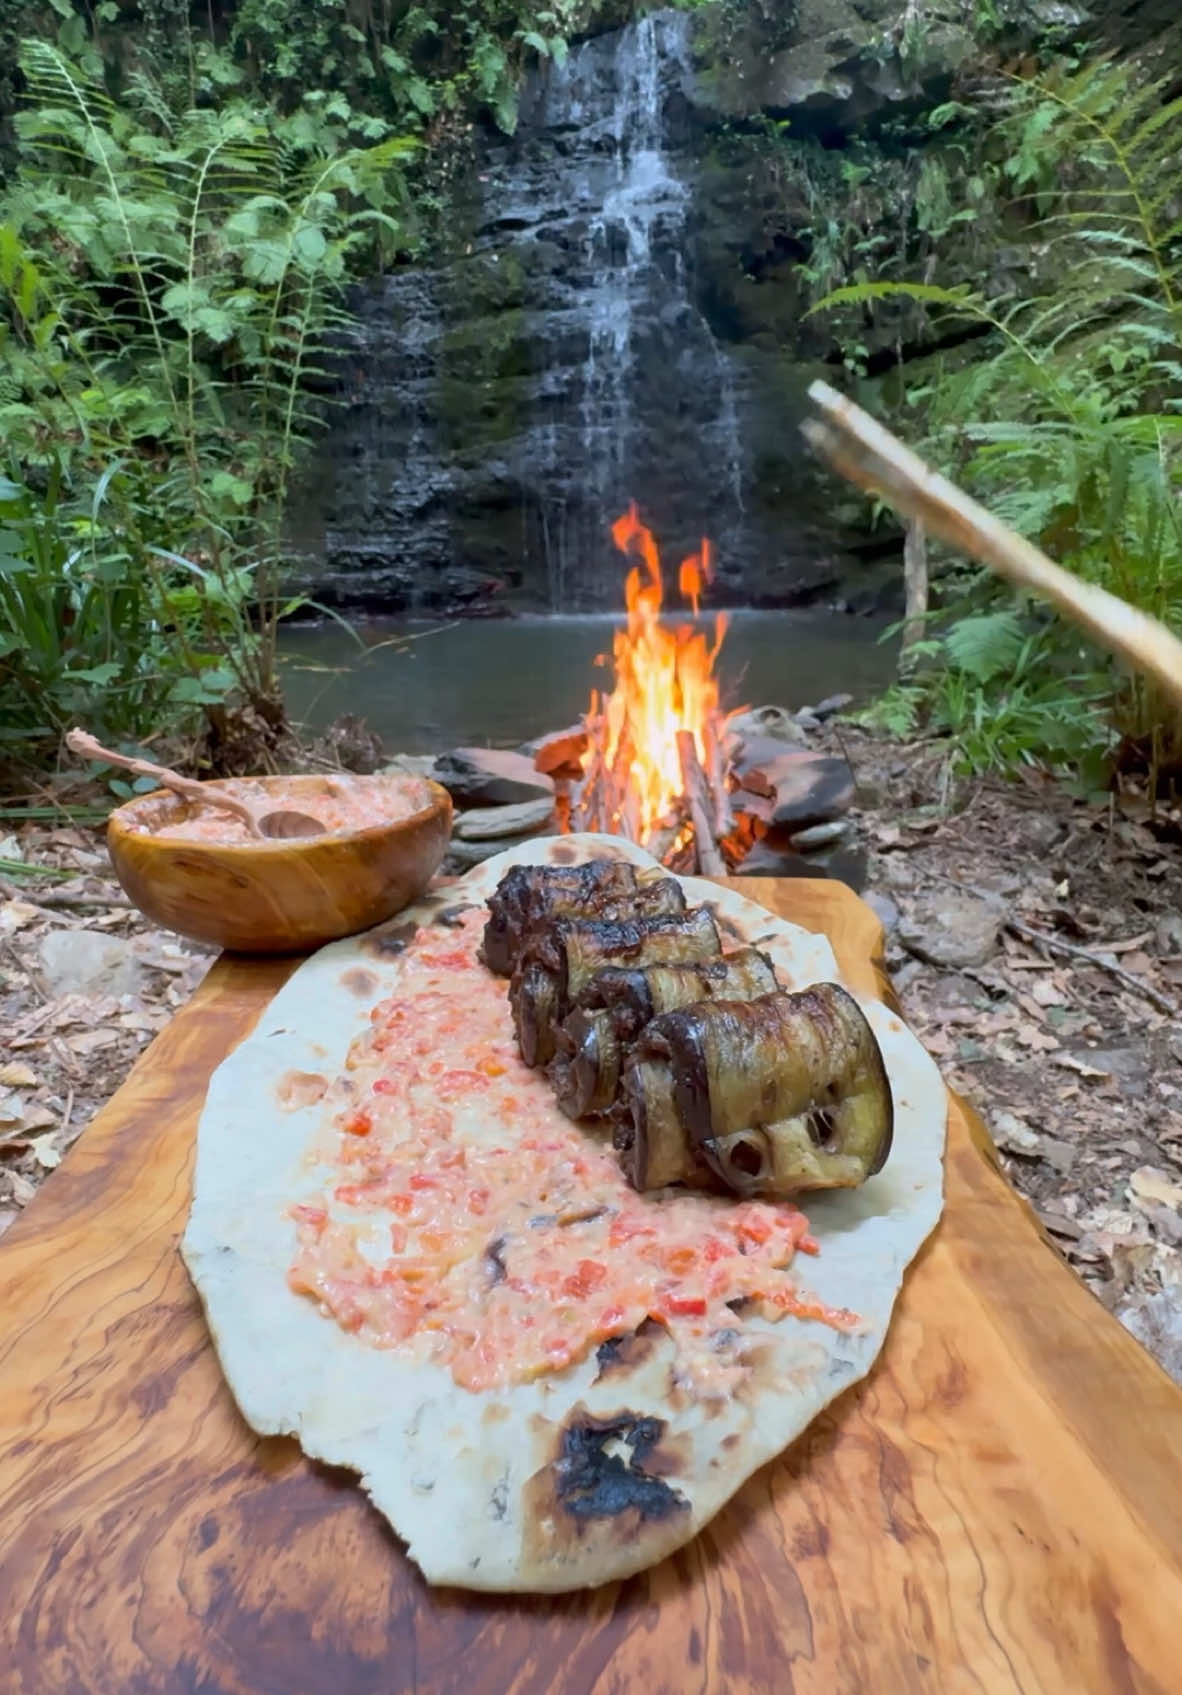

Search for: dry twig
xmin=1004 ymin=917 xmax=1178 ymax=1018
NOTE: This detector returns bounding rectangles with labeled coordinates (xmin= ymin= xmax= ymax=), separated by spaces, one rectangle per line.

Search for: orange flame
xmin=593 ymin=503 xmax=727 ymax=839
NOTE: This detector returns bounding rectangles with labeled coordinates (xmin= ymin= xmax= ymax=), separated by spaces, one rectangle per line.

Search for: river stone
xmin=38 ymin=929 xmax=144 ymax=999
xmin=433 ymin=748 xmax=554 ymax=807
xmin=728 ymin=707 xmax=808 ymax=754
xmin=789 ymin=818 xmax=852 ymax=851
xmin=739 ymin=752 xmax=855 ymax=830
xmin=453 ymin=797 xmax=556 ymax=841
xmin=897 ymin=890 xmax=1004 ymax=969
xmin=445 ymin=827 xmax=555 ymax=869
xmin=809 ymin=693 xmax=854 ymax=721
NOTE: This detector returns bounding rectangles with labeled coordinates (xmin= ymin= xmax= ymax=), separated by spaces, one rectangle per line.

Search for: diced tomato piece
xmin=439 ymin=1148 xmax=467 ymax=1170
xmin=609 ymin=1212 xmax=655 ymax=1247
xmin=290 ymin=1204 xmax=327 ymax=1228
xmin=467 ymin=1187 xmax=490 ymax=1216
xmin=390 ymin=1193 xmax=413 ymax=1216
xmin=661 ymin=1294 xmax=707 ymax=1318
xmin=389 ymin=1223 xmax=407 ymax=1253
xmin=597 ymin=1304 xmax=625 ymax=1330
xmin=702 ymin=1234 xmax=730 ymax=1263
xmin=563 ymin=1259 xmax=607 ymax=1299
xmin=664 ymin=1245 xmax=697 ymax=1275
xmin=736 ymin=1213 xmax=772 ymax=1246
xmin=372 ymin=1077 xmax=398 ymax=1095
xmin=408 ymin=1172 xmax=439 ymax=1191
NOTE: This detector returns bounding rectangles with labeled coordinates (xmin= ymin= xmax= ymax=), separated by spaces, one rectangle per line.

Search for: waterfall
xmin=535 ymin=11 xmax=746 ymax=597
xmin=312 ymin=8 xmax=751 ymax=614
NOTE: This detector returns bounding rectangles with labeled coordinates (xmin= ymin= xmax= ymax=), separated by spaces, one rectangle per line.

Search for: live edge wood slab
xmin=2 ymin=879 xmax=1181 ymax=1695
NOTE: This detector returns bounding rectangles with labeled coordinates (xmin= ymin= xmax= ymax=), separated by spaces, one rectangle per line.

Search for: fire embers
xmin=617 ymin=985 xmax=894 ymax=1198
xmin=487 ymin=859 xmax=894 ymax=1201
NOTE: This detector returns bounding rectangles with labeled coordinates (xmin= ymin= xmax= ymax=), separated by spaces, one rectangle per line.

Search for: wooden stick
xmin=803 ymin=381 xmax=1182 ymax=708
xmin=703 ymin=713 xmax=734 ymax=840
xmin=1004 ymin=917 xmax=1178 ymax=1019
xmin=65 ymin=729 xmax=264 ymax=836
xmin=677 ymin=731 xmax=725 ymax=877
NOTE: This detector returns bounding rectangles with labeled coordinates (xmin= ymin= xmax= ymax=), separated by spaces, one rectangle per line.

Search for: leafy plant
xmin=812 ymin=50 xmax=1182 ymax=790
xmin=0 ymin=38 xmax=413 ymax=757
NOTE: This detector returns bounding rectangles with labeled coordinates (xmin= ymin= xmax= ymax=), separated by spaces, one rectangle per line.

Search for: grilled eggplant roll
xmin=548 ymin=947 xmax=779 ymax=1120
xmin=481 ymin=861 xmax=686 ymax=976
xmin=511 ymin=906 xmax=722 ymax=1069
xmin=618 ymin=984 xmax=893 ymax=1197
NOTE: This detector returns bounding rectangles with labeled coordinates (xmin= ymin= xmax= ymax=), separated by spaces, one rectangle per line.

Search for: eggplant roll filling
xmin=548 ymin=947 xmax=779 ymax=1120
xmin=510 ymin=906 xmax=722 ymax=1069
xmin=618 ymin=984 xmax=894 ymax=1196
xmin=481 ymin=861 xmax=685 ymax=976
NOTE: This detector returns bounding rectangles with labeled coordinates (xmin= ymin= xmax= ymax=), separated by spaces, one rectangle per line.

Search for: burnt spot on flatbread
xmin=366 ymin=918 xmax=418 ymax=958
xmin=550 ymin=842 xmax=578 ymax=865
xmin=553 ymin=1412 xmax=689 ymax=1523
xmin=594 ymin=1318 xmax=663 ymax=1382
xmin=433 ymin=902 xmax=473 ymax=928
xmin=340 ymin=967 xmax=378 ymax=1001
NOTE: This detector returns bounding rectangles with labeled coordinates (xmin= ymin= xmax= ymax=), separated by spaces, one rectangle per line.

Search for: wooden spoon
xmin=803 ymin=379 xmax=1182 ymax=709
xmin=66 ymin=730 xmax=325 ymax=840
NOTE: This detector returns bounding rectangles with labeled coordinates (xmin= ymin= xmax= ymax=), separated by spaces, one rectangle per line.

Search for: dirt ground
xmin=2 ymin=728 xmax=1180 ymax=1379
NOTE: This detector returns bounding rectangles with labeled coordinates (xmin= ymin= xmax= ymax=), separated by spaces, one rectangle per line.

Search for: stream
xmin=279 ymin=609 xmax=897 ymax=754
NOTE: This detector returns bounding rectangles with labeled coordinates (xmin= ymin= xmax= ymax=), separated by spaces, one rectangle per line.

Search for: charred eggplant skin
xmin=510 ymin=907 xmax=721 ymax=1069
xmin=481 ymin=862 xmax=685 ymax=977
xmin=620 ymin=984 xmax=894 ymax=1197
xmin=548 ymin=949 xmax=778 ymax=1121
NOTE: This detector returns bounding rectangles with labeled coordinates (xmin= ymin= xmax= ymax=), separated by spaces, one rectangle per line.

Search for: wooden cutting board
xmin=2 ymin=877 xmax=1181 ymax=1695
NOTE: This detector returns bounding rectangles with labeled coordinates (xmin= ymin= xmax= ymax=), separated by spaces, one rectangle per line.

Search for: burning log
xmin=703 ymin=714 xmax=734 ymax=842
xmin=677 ymin=730 xmax=725 ymax=877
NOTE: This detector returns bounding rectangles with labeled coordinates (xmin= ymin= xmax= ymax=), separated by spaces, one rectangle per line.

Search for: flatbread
xmin=182 ymin=834 xmax=946 ymax=1592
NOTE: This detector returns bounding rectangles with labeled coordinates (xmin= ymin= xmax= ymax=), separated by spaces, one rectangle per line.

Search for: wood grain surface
xmin=2 ymin=878 xmax=1181 ymax=1695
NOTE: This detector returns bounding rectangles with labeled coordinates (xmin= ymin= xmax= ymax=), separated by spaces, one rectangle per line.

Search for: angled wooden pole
xmin=803 ymin=380 xmax=1182 ymax=709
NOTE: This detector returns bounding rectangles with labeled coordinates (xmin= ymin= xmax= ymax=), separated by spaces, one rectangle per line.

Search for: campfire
xmin=553 ymin=505 xmax=745 ymax=876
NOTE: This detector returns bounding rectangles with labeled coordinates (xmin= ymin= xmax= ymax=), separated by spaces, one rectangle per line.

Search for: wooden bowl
xmin=106 ymin=774 xmax=453 ymax=954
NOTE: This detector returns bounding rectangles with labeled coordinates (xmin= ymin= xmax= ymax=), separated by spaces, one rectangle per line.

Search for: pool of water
xmin=279 ymin=609 xmax=897 ymax=754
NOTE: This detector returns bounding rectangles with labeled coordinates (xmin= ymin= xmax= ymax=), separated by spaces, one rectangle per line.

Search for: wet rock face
xmin=301 ymin=9 xmax=866 ymax=617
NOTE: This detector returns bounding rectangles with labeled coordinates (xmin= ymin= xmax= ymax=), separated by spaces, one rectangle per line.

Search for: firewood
xmin=676 ymin=730 xmax=725 ymax=877
xmin=703 ymin=713 xmax=734 ymax=840
xmin=646 ymin=800 xmax=688 ymax=864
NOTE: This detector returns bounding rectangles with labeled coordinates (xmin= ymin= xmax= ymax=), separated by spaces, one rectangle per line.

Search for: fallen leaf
xmin=1015 ymin=1021 xmax=1060 ymax=1052
xmin=1029 ymin=975 xmax=1065 ymax=1008
xmin=1130 ymin=1167 xmax=1182 ymax=1212
xmin=0 ymin=900 xmax=40 ymax=935
xmin=64 ymin=1027 xmax=122 ymax=1057
xmin=0 ymin=1062 xmax=38 ymax=1088
xmin=8 ymin=1171 xmax=35 ymax=1205
xmin=27 ymin=1133 xmax=62 ymax=1170
xmin=992 ymin=1111 xmax=1041 ymax=1155
xmin=1054 ymin=1053 xmax=1111 ymax=1079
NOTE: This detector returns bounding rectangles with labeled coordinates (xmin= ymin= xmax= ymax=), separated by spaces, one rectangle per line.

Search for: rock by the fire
xmin=530 ymin=725 xmax=589 ymax=780
xmin=433 ymin=747 xmax=554 ymax=807
xmin=789 ymin=818 xmax=852 ymax=851
xmin=726 ymin=706 xmax=807 ymax=753
xmin=453 ymin=797 xmax=556 ymax=841
xmin=738 ymin=839 xmax=868 ymax=890
xmin=808 ymin=693 xmax=854 ymax=722
xmin=445 ymin=827 xmax=556 ymax=869
xmin=738 ymin=751 xmax=855 ymax=829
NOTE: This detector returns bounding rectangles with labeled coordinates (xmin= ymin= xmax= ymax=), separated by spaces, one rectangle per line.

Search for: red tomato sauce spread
xmin=134 ymin=774 xmax=433 ymax=843
xmin=288 ymin=909 xmax=857 ymax=1395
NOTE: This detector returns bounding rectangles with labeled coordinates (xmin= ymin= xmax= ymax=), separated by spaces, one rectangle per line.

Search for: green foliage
xmin=0 ymin=37 xmax=413 ymax=754
xmin=814 ymin=50 xmax=1182 ymax=788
